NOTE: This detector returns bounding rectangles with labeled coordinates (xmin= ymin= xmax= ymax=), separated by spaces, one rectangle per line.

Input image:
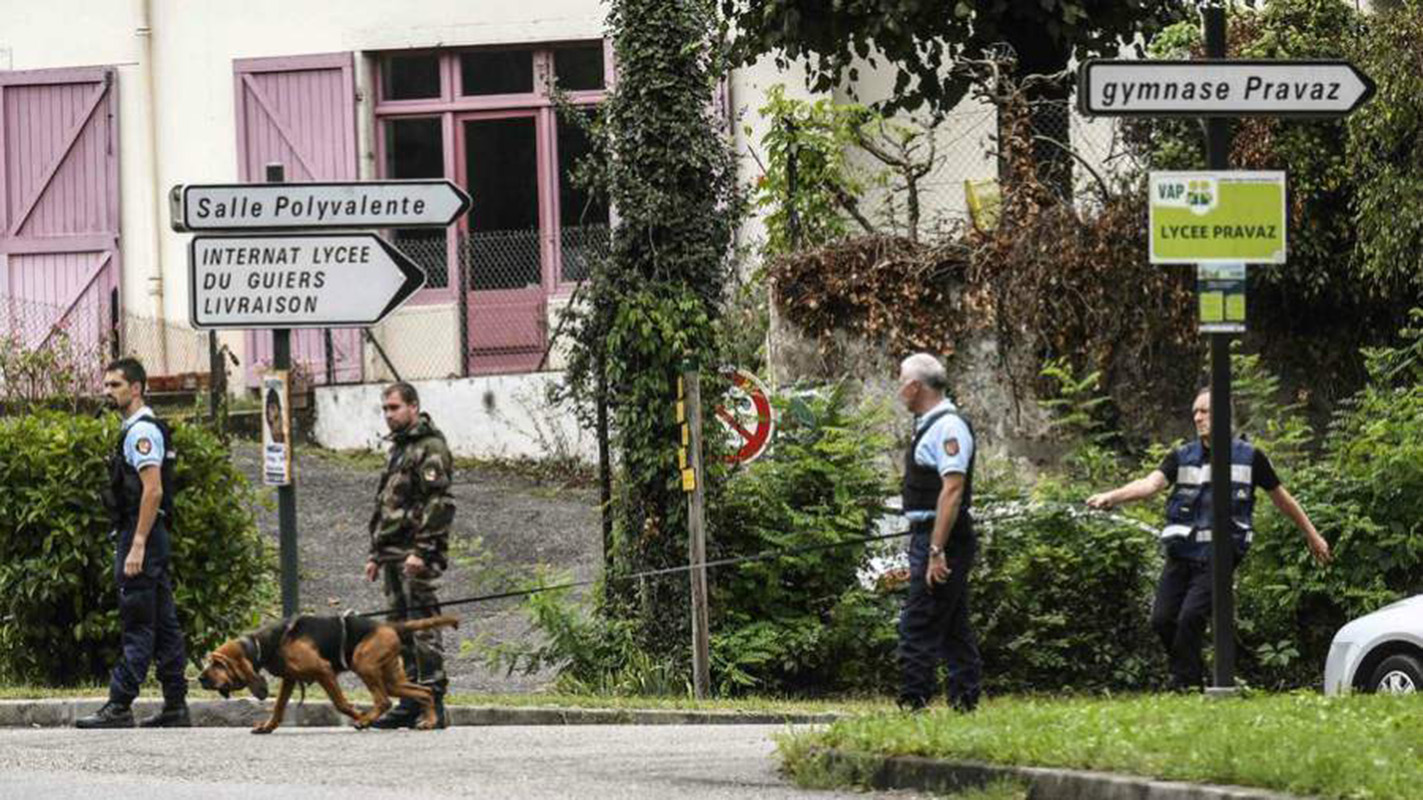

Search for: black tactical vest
xmin=108 ymin=413 xmax=177 ymax=529
xmin=902 ymin=408 xmax=976 ymax=545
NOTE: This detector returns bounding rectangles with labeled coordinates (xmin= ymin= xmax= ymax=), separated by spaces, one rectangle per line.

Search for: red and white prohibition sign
xmin=716 ymin=368 xmax=775 ymax=464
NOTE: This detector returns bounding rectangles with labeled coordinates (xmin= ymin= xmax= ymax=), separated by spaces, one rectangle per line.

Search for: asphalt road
xmin=0 ymin=724 xmax=925 ymax=799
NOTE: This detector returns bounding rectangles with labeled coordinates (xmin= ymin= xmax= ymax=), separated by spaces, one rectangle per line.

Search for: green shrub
xmin=491 ymin=382 xmax=898 ymax=697
xmin=973 ymin=501 xmax=1163 ymax=694
xmin=0 ymin=410 xmax=274 ymax=685
xmin=707 ymin=383 xmax=894 ymax=694
xmin=1349 ymin=1 xmax=1423 ymax=292
xmin=481 ymin=570 xmax=690 ymax=697
xmin=1238 ymin=311 xmax=1423 ymax=688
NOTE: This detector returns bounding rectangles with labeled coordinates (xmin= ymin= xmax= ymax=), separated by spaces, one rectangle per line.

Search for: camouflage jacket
xmin=368 ymin=413 xmax=455 ymax=568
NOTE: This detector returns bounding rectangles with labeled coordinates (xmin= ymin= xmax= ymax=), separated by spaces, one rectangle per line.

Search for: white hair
xmin=900 ymin=352 xmax=948 ymax=391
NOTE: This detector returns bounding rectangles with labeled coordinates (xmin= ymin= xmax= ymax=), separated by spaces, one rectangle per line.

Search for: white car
xmin=1324 ymin=595 xmax=1423 ymax=695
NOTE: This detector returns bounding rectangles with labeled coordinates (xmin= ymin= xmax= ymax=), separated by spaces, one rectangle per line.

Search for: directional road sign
xmin=171 ymin=180 xmax=471 ymax=231
xmin=1078 ymin=59 xmax=1375 ymax=118
xmin=188 ymin=233 xmax=426 ymax=329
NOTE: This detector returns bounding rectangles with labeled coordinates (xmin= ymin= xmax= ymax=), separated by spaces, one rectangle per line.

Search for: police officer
xmin=363 ymin=382 xmax=456 ymax=729
xmin=895 ymin=352 xmax=982 ymax=712
xmin=1086 ymin=387 xmax=1332 ymax=691
xmin=77 ymin=358 xmax=190 ymax=729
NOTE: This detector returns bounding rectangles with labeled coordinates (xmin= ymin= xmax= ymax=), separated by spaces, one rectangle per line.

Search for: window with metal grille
xmin=374 ymin=42 xmax=608 ymax=303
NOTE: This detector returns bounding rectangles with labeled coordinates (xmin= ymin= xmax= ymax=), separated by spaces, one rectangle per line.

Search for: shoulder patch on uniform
xmin=944 ymin=437 xmax=960 ymax=457
xmin=136 ymin=437 xmax=153 ymax=455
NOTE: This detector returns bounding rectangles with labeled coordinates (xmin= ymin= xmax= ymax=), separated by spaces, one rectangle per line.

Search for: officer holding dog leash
xmin=364 ymin=381 xmax=456 ymax=729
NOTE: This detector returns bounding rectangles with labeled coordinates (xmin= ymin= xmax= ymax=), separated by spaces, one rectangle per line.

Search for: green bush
xmin=706 ymin=383 xmax=894 ymax=694
xmin=491 ymin=382 xmax=899 ymax=697
xmin=1237 ymin=311 xmax=1423 ymax=688
xmin=0 ymin=410 xmax=274 ymax=685
xmin=972 ymin=499 xmax=1163 ymax=694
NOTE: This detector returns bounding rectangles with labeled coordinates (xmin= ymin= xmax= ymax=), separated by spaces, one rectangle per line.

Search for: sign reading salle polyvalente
xmin=1078 ymin=59 xmax=1375 ymax=118
xmin=188 ymin=233 xmax=426 ymax=329
xmin=170 ymin=180 xmax=471 ymax=231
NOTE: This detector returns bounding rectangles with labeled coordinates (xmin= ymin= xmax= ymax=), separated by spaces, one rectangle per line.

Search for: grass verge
xmin=778 ymin=692 xmax=1423 ymax=799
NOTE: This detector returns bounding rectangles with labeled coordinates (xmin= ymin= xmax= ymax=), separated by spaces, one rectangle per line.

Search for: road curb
xmin=0 ymin=698 xmax=840 ymax=729
xmin=811 ymin=748 xmax=1303 ymax=800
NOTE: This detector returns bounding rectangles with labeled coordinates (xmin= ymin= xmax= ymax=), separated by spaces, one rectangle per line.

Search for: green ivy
xmin=554 ymin=0 xmax=745 ymax=656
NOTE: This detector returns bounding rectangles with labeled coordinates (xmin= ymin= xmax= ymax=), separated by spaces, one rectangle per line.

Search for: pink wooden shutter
xmin=0 ymin=67 xmax=121 ymax=361
xmin=234 ymin=53 xmax=363 ymax=386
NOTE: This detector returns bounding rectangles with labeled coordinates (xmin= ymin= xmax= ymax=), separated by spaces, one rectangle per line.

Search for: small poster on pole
xmin=1198 ymin=262 xmax=1248 ymax=334
xmin=262 ymin=371 xmax=292 ymax=486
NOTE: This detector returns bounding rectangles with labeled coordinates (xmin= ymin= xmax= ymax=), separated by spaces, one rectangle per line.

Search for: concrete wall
xmin=314 ymin=371 xmax=595 ymax=461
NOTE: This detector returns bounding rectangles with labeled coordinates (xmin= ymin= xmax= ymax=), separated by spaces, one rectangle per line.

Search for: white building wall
xmin=0 ymin=0 xmax=607 ymax=380
xmin=314 ymin=372 xmax=595 ymax=462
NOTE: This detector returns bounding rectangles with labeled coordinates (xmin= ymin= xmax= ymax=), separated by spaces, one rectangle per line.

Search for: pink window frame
xmin=372 ymin=42 xmax=611 ymax=304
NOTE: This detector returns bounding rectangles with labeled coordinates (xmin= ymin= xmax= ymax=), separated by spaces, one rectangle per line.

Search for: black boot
xmin=896 ymin=695 xmax=929 ymax=713
xmin=370 ymin=698 xmax=421 ymax=730
xmin=76 ymin=701 xmax=135 ymax=729
xmin=433 ymin=689 xmax=448 ymax=730
xmin=139 ymin=701 xmax=191 ymax=728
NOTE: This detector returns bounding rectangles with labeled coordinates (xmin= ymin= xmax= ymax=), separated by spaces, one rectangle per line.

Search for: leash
xmin=352 ymin=501 xmax=1156 ymax=619
xmin=354 ymin=527 xmax=914 ymax=618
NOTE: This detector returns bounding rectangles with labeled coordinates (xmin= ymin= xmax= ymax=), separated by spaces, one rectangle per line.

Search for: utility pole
xmin=680 ymin=363 xmax=711 ymax=699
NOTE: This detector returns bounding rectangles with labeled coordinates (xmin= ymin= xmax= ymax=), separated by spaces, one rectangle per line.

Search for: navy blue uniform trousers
xmin=1151 ymin=554 xmax=1238 ymax=690
xmin=110 ymin=523 xmax=187 ymax=705
xmin=898 ymin=522 xmax=981 ymax=708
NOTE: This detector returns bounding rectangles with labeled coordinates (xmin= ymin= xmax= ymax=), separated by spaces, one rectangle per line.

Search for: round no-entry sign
xmin=716 ymin=368 xmax=775 ymax=464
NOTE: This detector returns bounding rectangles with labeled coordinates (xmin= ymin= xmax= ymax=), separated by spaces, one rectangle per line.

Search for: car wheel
xmin=1367 ymin=654 xmax=1423 ymax=694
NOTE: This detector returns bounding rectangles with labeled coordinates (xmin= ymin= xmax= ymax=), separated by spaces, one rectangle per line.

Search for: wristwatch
xmin=928 ymin=545 xmax=944 ymax=557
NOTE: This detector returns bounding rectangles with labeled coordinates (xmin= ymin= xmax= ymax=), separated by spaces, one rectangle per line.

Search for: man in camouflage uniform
xmin=363 ymin=381 xmax=456 ymax=729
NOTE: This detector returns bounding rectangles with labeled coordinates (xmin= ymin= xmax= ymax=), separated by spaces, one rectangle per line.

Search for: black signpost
xmin=1078 ymin=5 xmax=1373 ymax=693
xmin=264 ymin=163 xmax=300 ymax=618
xmin=1202 ymin=6 xmax=1236 ymax=695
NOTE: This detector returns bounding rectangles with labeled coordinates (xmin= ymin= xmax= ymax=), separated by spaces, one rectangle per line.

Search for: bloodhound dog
xmin=198 ymin=613 xmax=458 ymax=734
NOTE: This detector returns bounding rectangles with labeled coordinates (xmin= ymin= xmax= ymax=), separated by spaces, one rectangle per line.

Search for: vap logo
xmin=1153 ymin=175 xmax=1219 ymax=215
xmin=1186 ymin=178 xmax=1217 ymax=215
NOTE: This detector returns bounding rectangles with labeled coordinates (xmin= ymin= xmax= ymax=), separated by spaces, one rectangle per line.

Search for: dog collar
xmin=241 ymin=635 xmax=261 ymax=666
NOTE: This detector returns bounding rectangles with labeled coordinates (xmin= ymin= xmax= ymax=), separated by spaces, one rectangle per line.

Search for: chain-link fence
xmin=359 ymin=226 xmax=609 ymax=383
xmin=842 ymin=97 xmax=1131 ymax=239
xmin=0 ymin=294 xmax=214 ymax=413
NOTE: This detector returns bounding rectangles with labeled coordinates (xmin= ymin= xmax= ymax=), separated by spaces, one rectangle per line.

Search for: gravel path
xmin=232 ymin=441 xmax=602 ymax=693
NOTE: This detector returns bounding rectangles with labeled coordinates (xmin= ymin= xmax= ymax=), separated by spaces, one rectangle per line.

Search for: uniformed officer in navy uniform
xmin=77 ymin=357 xmax=190 ymax=729
xmin=896 ymin=352 xmax=982 ymax=712
xmin=1087 ymin=387 xmax=1331 ymax=691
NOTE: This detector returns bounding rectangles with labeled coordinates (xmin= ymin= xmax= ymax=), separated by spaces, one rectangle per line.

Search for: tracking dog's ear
xmin=228 ymin=650 xmax=270 ymax=700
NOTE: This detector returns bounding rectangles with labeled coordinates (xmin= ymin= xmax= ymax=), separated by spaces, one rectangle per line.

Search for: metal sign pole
xmin=1202 ymin=5 xmax=1237 ymax=695
xmin=266 ymin=161 xmax=300 ymax=619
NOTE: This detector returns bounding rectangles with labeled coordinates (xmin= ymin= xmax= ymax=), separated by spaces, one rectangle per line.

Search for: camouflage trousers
xmin=380 ymin=561 xmax=447 ymax=692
